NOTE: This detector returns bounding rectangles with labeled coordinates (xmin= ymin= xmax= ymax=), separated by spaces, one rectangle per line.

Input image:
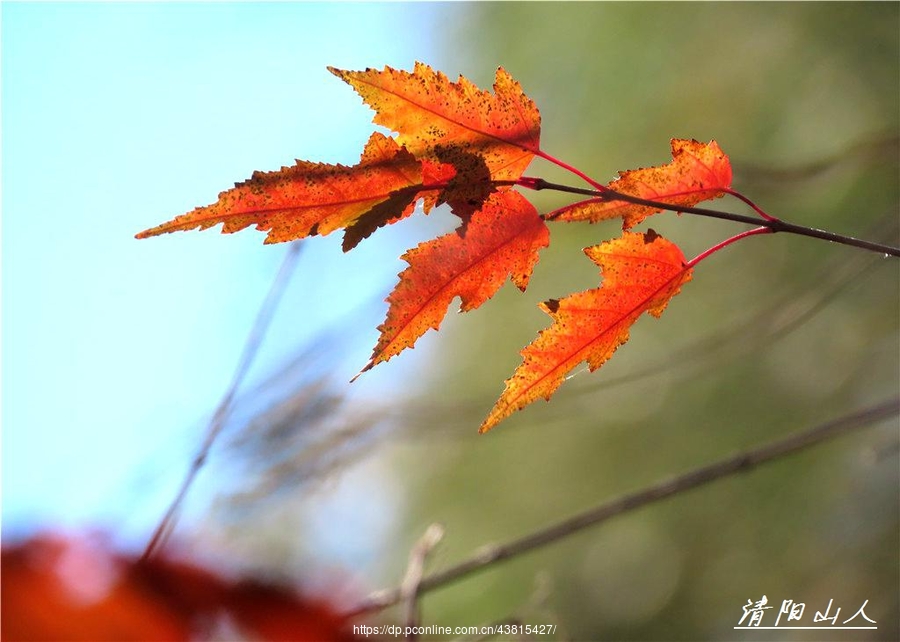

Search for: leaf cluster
xmin=136 ymin=63 xmax=889 ymax=433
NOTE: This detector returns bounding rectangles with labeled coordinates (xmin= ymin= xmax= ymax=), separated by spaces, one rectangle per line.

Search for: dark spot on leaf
xmin=644 ymin=229 xmax=660 ymax=244
xmin=544 ymin=298 xmax=560 ymax=313
xmin=343 ymin=188 xmax=418 ymax=252
xmin=433 ymin=144 xmax=496 ymax=227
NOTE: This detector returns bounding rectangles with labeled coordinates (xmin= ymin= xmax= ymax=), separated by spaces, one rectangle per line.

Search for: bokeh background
xmin=3 ymin=3 xmax=898 ymax=640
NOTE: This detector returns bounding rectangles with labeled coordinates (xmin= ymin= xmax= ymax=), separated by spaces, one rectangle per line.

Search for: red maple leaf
xmin=481 ymin=230 xmax=692 ymax=433
xmin=359 ymin=189 xmax=549 ymax=376
xmin=136 ymin=132 xmax=453 ymax=250
xmin=549 ymin=139 xmax=732 ymax=229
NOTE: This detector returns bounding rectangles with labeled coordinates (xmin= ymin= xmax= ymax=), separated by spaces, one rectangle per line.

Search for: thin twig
xmin=735 ymin=134 xmax=900 ymax=183
xmin=141 ymin=241 xmax=304 ymax=562
xmin=401 ymin=523 xmax=445 ymax=640
xmin=346 ymin=397 xmax=899 ymax=616
xmin=527 ymin=179 xmax=900 ymax=257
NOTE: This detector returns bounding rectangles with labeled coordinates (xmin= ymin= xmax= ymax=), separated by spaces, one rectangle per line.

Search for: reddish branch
xmin=527 ymin=178 xmax=900 ymax=257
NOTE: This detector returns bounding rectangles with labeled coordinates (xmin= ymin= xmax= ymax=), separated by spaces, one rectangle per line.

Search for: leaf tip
xmin=350 ymin=362 xmax=373 ymax=383
xmin=135 ymin=223 xmax=168 ymax=240
xmin=478 ymin=415 xmax=498 ymax=434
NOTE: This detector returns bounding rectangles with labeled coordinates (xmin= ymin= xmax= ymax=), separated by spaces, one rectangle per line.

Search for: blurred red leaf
xmin=1 ymin=535 xmax=360 ymax=642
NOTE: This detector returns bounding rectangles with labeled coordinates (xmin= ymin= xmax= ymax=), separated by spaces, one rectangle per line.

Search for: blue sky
xmin=2 ymin=2 xmax=444 ymax=556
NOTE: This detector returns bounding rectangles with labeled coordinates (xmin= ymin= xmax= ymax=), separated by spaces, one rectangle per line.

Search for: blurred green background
xmin=5 ymin=2 xmax=897 ymax=640
xmin=198 ymin=3 xmax=898 ymax=640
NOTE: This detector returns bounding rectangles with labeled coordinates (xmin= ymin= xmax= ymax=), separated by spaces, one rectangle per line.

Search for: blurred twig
xmin=347 ymin=397 xmax=899 ymax=616
xmin=142 ymin=241 xmax=303 ymax=562
xmin=401 ymin=523 xmax=445 ymax=640
xmin=734 ymin=134 xmax=900 ymax=183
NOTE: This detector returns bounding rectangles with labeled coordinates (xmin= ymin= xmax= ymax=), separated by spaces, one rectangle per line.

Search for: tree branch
xmin=346 ymin=397 xmax=899 ymax=617
xmin=400 ymin=523 xmax=445 ymax=640
xmin=524 ymin=178 xmax=900 ymax=257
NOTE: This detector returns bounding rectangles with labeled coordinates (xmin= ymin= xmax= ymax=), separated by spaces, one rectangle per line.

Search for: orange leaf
xmin=551 ymin=139 xmax=732 ymax=229
xmin=328 ymin=62 xmax=541 ymax=185
xmin=358 ymin=190 xmax=549 ymax=377
xmin=1 ymin=534 xmax=358 ymax=641
xmin=136 ymin=132 xmax=452 ymax=250
xmin=480 ymin=230 xmax=691 ymax=433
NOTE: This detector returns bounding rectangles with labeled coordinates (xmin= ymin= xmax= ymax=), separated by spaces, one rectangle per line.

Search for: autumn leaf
xmin=357 ymin=190 xmax=549 ymax=378
xmin=480 ymin=230 xmax=692 ymax=433
xmin=341 ymin=155 xmax=455 ymax=251
xmin=549 ymin=139 xmax=732 ymax=229
xmin=136 ymin=132 xmax=453 ymax=250
xmin=1 ymin=534 xmax=358 ymax=641
xmin=328 ymin=62 xmax=541 ymax=189
xmin=134 ymin=62 xmax=766 ymax=431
